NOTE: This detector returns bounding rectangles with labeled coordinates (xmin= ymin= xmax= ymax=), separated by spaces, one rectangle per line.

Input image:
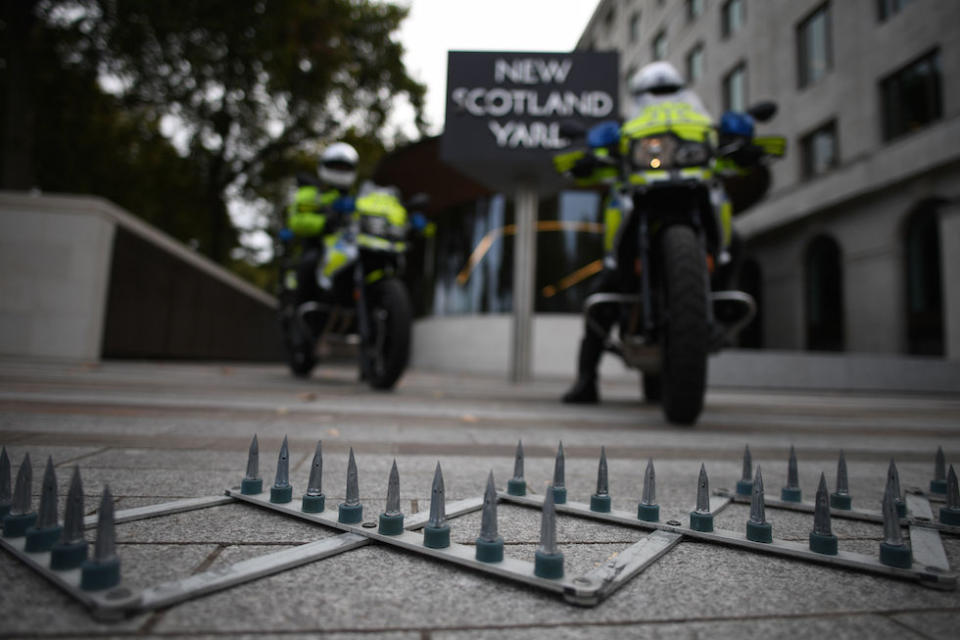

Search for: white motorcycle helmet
xmin=318 ymin=142 xmax=359 ymax=190
xmin=629 ymin=61 xmax=685 ymax=97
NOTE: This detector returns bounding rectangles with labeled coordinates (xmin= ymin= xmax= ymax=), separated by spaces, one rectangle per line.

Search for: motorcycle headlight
xmin=631 ymin=136 xmax=677 ymax=170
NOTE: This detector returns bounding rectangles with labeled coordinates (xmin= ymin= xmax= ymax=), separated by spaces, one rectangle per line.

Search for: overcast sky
xmin=391 ymin=0 xmax=601 ymax=138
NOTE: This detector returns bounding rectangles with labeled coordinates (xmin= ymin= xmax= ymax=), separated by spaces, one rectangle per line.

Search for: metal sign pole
xmin=511 ymin=184 xmax=538 ymax=382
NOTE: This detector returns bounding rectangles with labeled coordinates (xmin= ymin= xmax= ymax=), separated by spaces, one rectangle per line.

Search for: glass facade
xmin=798 ymin=3 xmax=832 ymax=88
xmin=881 ymin=49 xmax=942 ymax=141
xmin=801 ymin=121 xmax=838 ymax=179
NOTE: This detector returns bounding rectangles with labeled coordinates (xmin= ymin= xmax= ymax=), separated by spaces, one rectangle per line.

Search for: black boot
xmin=562 ymin=336 xmax=603 ymax=404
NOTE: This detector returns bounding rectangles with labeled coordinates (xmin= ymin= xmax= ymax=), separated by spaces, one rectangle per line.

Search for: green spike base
xmin=475 ymin=537 xmax=504 ymax=563
xmin=2 ymin=512 xmax=37 ymax=538
xmin=939 ymin=507 xmax=960 ymax=526
xmin=50 ymin=540 xmax=89 ymax=570
xmin=809 ymin=532 xmax=838 ymax=555
xmin=551 ymin=487 xmax=567 ymax=505
xmin=590 ymin=494 xmax=611 ymax=513
xmin=25 ymin=525 xmax=62 ymax=552
xmin=81 ymin=557 xmax=121 ymax=591
xmin=930 ymin=479 xmax=947 ymax=495
xmin=378 ymin=513 xmax=404 ymax=535
xmin=830 ymin=492 xmax=852 ymax=510
xmin=735 ymin=480 xmax=753 ymax=497
xmin=637 ymin=503 xmax=659 ymax=522
xmin=689 ymin=511 xmax=714 ymax=532
xmin=534 ymin=550 xmax=564 ymax=579
xmin=746 ymin=521 xmax=773 ymax=543
xmin=895 ymin=501 xmax=906 ymax=519
xmin=781 ymin=487 xmax=802 ymax=503
xmin=507 ymin=478 xmax=527 ymax=496
xmin=270 ymin=485 xmax=293 ymax=504
xmin=338 ymin=503 xmax=363 ymax=524
xmin=301 ymin=494 xmax=325 ymax=513
xmin=879 ymin=542 xmax=912 ymax=569
xmin=240 ymin=478 xmax=263 ymax=495
xmin=423 ymin=525 xmax=450 ymax=549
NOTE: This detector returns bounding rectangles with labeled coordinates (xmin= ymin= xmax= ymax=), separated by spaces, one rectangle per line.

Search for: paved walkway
xmin=1 ymin=358 xmax=959 ymax=638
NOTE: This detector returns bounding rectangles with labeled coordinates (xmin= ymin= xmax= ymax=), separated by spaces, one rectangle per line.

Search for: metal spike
xmin=835 ymin=450 xmax=849 ymax=495
xmin=93 ymin=486 xmax=117 ymax=562
xmin=695 ymin=464 xmax=710 ymax=513
xmin=0 ymin=446 xmax=10 ymax=505
xmin=11 ymin=453 xmax=32 ymax=515
xmin=274 ymin=436 xmax=290 ymax=488
xmin=641 ymin=458 xmax=656 ymax=505
xmin=428 ymin=462 xmax=446 ymax=528
xmin=345 ymin=448 xmax=360 ymax=506
xmin=60 ymin=466 xmax=85 ymax=545
xmin=947 ymin=465 xmax=960 ymax=511
xmin=741 ymin=445 xmax=752 ymax=481
xmin=749 ymin=466 xmax=766 ymax=524
xmin=552 ymin=442 xmax=565 ymax=489
xmin=479 ymin=470 xmax=499 ymax=542
xmin=245 ymin=434 xmax=259 ymax=480
xmin=887 ymin=458 xmax=902 ymax=502
xmin=385 ymin=459 xmax=401 ymax=516
xmin=512 ymin=440 xmax=524 ymax=480
xmin=539 ymin=483 xmax=558 ymax=555
xmin=813 ymin=472 xmax=833 ymax=536
xmin=934 ymin=447 xmax=946 ymax=483
xmin=36 ymin=456 xmax=58 ymax=529
xmin=882 ymin=482 xmax=904 ymax=547
xmin=595 ymin=446 xmax=609 ymax=496
xmin=306 ymin=441 xmax=323 ymax=496
xmin=786 ymin=445 xmax=799 ymax=488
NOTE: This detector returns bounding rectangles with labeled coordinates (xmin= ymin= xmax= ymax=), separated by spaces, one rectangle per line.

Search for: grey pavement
xmin=1 ymin=358 xmax=959 ymax=638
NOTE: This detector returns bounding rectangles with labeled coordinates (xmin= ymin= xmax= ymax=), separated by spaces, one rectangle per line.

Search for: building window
xmin=878 ymin=0 xmax=914 ymax=21
xmin=652 ymin=31 xmax=667 ymax=61
xmin=629 ymin=12 xmax=641 ymax=43
xmin=687 ymin=0 xmax=704 ymax=21
xmin=904 ymin=202 xmax=944 ymax=355
xmin=797 ymin=3 xmax=832 ymax=88
xmin=686 ymin=44 xmax=704 ymax=84
xmin=721 ymin=0 xmax=745 ymax=38
xmin=805 ymin=235 xmax=844 ymax=352
xmin=800 ymin=121 xmax=838 ymax=179
xmin=881 ymin=49 xmax=942 ymax=141
xmin=723 ymin=63 xmax=746 ymax=112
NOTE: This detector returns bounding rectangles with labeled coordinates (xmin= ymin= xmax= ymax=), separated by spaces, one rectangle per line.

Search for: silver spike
xmin=306 ymin=441 xmax=323 ymax=496
xmin=934 ymin=447 xmax=946 ymax=483
xmin=512 ymin=440 xmax=524 ymax=480
xmin=385 ymin=459 xmax=401 ymax=516
xmin=813 ymin=472 xmax=832 ymax=536
xmin=835 ymin=450 xmax=849 ymax=495
xmin=479 ymin=470 xmax=499 ymax=542
xmin=345 ymin=448 xmax=360 ymax=506
xmin=245 ymin=434 xmax=259 ymax=480
xmin=0 ymin=446 xmax=10 ymax=505
xmin=741 ymin=445 xmax=752 ymax=481
xmin=695 ymin=464 xmax=710 ymax=513
xmin=11 ymin=453 xmax=32 ymax=515
xmin=36 ymin=456 xmax=58 ymax=529
xmin=552 ymin=442 xmax=565 ymax=489
xmin=93 ymin=486 xmax=117 ymax=562
xmin=60 ymin=466 xmax=85 ymax=545
xmin=274 ymin=436 xmax=290 ymax=488
xmin=882 ymin=482 xmax=904 ymax=547
xmin=786 ymin=445 xmax=799 ymax=489
xmin=539 ymin=483 xmax=558 ymax=555
xmin=749 ymin=466 xmax=766 ymax=524
xmin=428 ymin=462 xmax=446 ymax=528
xmin=595 ymin=446 xmax=609 ymax=496
xmin=947 ymin=465 xmax=959 ymax=511
xmin=887 ymin=458 xmax=902 ymax=502
xmin=641 ymin=458 xmax=656 ymax=505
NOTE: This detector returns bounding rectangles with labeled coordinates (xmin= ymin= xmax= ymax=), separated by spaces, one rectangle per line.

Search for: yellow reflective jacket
xmin=287 ymin=186 xmax=342 ymax=237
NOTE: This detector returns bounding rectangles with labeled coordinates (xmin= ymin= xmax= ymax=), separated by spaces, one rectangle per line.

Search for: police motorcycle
xmin=555 ymin=93 xmax=783 ymax=425
xmin=278 ymin=183 xmax=428 ymax=390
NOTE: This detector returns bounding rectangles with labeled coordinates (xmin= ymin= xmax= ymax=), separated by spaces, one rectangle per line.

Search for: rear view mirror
xmin=746 ymin=101 xmax=778 ymax=123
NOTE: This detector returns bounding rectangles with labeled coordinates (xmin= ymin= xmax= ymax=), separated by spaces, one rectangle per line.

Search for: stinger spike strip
xmin=551 ymin=441 xmax=567 ymax=505
xmin=270 ymin=436 xmax=293 ymax=504
xmin=50 ymin=466 xmax=87 ymax=571
xmin=810 ymin=472 xmax=838 ymax=555
xmin=931 ymin=446 xmax=947 ymax=494
xmin=534 ymin=484 xmax=564 ymax=579
xmin=590 ymin=446 xmax=612 ymax=513
xmin=887 ymin=459 xmax=906 ymax=518
xmin=746 ymin=466 xmax=772 ymax=543
xmin=508 ymin=440 xmax=526 ymax=496
xmin=301 ymin=440 xmax=325 ymax=513
xmin=378 ymin=460 xmax=404 ymax=535
xmin=0 ymin=446 xmax=11 ymax=517
xmin=879 ymin=482 xmax=911 ymax=569
xmin=940 ymin=465 xmax=960 ymax=526
xmin=831 ymin=450 xmax=852 ymax=509
xmin=689 ymin=464 xmax=714 ymax=532
xmin=424 ymin=462 xmax=450 ymax=549
xmin=25 ymin=456 xmax=62 ymax=552
xmin=637 ymin=458 xmax=659 ymax=522
xmin=241 ymin=434 xmax=262 ymax=495
xmin=3 ymin=453 xmax=37 ymax=538
xmin=781 ymin=445 xmax=801 ymax=502
xmin=476 ymin=470 xmax=504 ymax=562
xmin=338 ymin=447 xmax=363 ymax=524
xmin=81 ymin=486 xmax=121 ymax=591
xmin=736 ymin=445 xmax=753 ymax=496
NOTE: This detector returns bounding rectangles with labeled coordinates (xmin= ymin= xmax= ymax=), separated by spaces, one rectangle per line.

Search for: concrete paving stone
xmin=448 ymin=504 xmax=643 ymax=545
xmin=76 ymin=467 xmax=240 ymax=499
xmin=0 ymin=444 xmax=103 ymax=468
xmin=891 ymin=611 xmax=960 ymax=640
xmin=432 ymin=614 xmax=925 ymax=640
xmin=78 ymin=448 xmax=268 ymax=472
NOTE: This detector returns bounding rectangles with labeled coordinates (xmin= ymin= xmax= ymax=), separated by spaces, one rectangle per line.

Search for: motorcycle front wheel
xmin=364 ymin=278 xmax=412 ymax=390
xmin=281 ymin=307 xmax=317 ymax=379
xmin=659 ymin=225 xmax=708 ymax=425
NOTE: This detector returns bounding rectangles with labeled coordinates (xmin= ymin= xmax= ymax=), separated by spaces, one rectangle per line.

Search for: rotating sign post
xmin=441 ymin=51 xmax=619 ymax=382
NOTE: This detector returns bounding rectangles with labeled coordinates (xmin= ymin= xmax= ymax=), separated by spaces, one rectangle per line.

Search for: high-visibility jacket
xmin=287 ymin=185 xmax=342 ymax=237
